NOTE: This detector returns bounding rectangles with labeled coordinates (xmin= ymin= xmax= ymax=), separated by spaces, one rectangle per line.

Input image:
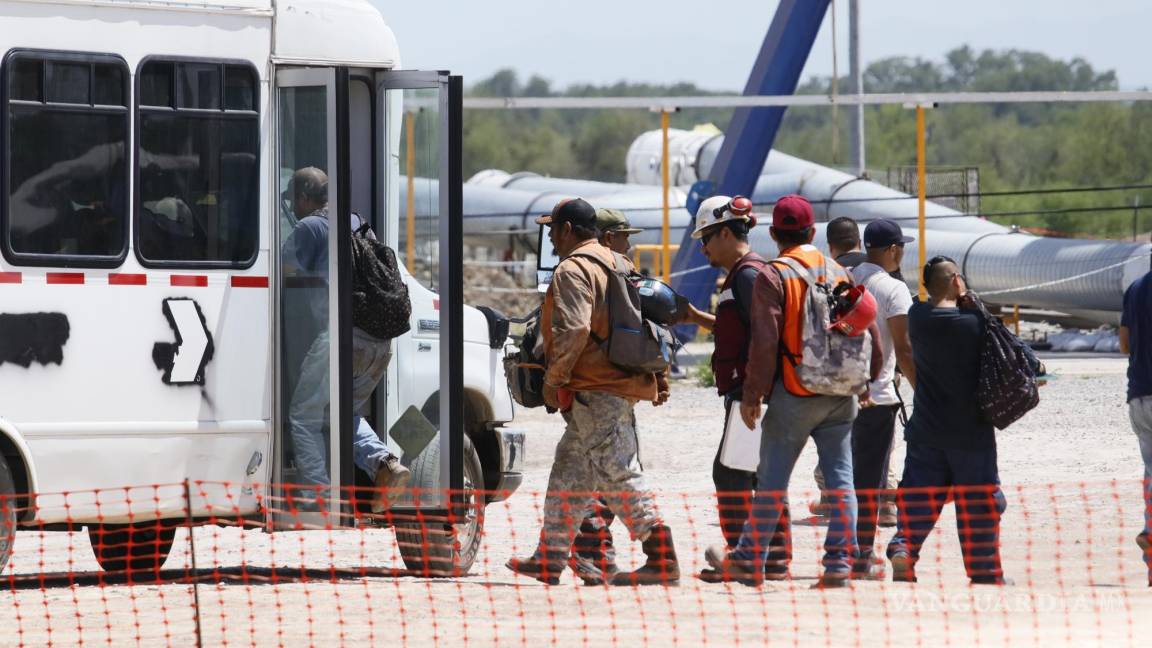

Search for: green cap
xmin=595 ymin=208 xmax=643 ymax=234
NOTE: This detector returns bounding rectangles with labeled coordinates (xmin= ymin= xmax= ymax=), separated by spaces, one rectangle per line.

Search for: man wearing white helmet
xmin=678 ymin=195 xmax=793 ymax=582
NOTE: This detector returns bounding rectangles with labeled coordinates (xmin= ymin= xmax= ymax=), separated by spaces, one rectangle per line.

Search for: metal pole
xmin=1134 ymin=196 xmax=1141 ymax=241
xmin=661 ymin=109 xmax=671 ymax=284
xmin=848 ymin=0 xmax=865 ymax=176
xmin=917 ymin=104 xmax=927 ymax=300
xmin=829 ymin=0 xmax=840 ymax=165
xmin=405 ymin=110 xmax=417 ymax=274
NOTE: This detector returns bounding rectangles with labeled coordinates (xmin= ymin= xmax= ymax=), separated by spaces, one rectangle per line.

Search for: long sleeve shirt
xmin=541 ymin=239 xmax=658 ymax=402
xmin=742 ymin=262 xmax=884 ymax=405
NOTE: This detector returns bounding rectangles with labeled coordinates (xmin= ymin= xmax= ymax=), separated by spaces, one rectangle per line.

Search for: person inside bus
xmin=282 ymin=166 xmax=411 ymax=513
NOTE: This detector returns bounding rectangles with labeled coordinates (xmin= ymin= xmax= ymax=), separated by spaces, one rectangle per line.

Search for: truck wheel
xmin=88 ymin=521 xmax=177 ymax=581
xmin=0 ymin=454 xmax=17 ymax=574
xmin=395 ymin=434 xmax=485 ymax=577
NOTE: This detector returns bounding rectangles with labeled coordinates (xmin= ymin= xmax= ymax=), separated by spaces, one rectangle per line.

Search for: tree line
xmin=463 ymin=46 xmax=1152 ymax=239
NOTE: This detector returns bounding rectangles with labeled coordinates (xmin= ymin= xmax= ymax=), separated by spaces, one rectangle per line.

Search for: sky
xmin=370 ymin=0 xmax=1151 ymax=91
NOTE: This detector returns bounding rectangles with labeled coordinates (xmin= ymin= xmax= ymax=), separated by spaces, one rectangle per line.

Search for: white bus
xmin=0 ymin=0 xmax=524 ymax=578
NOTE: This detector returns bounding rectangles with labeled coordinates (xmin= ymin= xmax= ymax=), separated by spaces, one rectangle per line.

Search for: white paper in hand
xmin=719 ymin=400 xmax=762 ymax=473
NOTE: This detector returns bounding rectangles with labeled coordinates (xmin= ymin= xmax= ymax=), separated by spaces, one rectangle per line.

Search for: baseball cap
xmin=771 ymin=195 xmax=814 ymax=231
xmin=863 ymin=218 xmax=915 ymax=249
xmin=596 ymin=208 xmax=643 ymax=234
xmin=535 ymin=197 xmax=597 ymax=228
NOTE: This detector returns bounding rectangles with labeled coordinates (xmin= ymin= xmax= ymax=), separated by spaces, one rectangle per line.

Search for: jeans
xmin=731 ymin=383 xmax=858 ymax=574
xmin=289 ymin=327 xmax=393 ymax=487
xmin=1128 ymin=396 xmax=1152 ymax=566
xmin=852 ymin=404 xmax=900 ymax=560
xmin=887 ymin=441 xmax=1005 ymax=581
xmin=713 ymin=395 xmax=792 ymax=570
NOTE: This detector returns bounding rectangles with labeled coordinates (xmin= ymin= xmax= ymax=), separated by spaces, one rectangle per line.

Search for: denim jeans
xmin=1128 ymin=395 xmax=1152 ymax=566
xmin=886 ymin=441 xmax=1005 ymax=581
xmin=731 ymin=383 xmax=858 ymax=574
xmin=289 ymin=327 xmax=393 ymax=487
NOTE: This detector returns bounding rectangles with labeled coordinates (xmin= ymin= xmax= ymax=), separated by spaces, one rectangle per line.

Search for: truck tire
xmin=88 ymin=521 xmax=177 ymax=581
xmin=0 ymin=454 xmax=16 ymax=574
xmin=395 ymin=434 xmax=485 ymax=577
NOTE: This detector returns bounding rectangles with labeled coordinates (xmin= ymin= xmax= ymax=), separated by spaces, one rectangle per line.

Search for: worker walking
xmin=850 ymin=219 xmax=917 ymax=579
xmin=1120 ymin=260 xmax=1152 ymax=586
xmin=679 ymin=195 xmax=792 ymax=581
xmin=886 ymin=256 xmax=1008 ymax=585
xmin=506 ymin=198 xmax=678 ymax=586
xmin=703 ymin=195 xmax=882 ymax=587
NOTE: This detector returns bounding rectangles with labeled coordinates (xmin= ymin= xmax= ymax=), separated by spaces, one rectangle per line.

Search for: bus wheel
xmin=88 ymin=521 xmax=177 ymax=581
xmin=395 ymin=434 xmax=485 ymax=577
xmin=0 ymin=454 xmax=16 ymax=574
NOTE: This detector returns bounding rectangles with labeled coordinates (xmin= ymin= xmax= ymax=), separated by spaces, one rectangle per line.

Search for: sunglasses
xmin=700 ymin=230 xmax=717 ymax=247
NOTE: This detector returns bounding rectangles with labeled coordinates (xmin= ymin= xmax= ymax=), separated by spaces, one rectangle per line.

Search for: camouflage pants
xmin=537 ymin=391 xmax=661 ymax=558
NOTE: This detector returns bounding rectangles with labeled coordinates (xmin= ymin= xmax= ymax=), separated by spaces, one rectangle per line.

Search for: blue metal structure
xmin=669 ymin=0 xmax=832 ymax=319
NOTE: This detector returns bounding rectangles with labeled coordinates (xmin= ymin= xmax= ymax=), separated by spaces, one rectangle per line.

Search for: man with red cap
xmin=703 ymin=195 xmax=882 ymax=587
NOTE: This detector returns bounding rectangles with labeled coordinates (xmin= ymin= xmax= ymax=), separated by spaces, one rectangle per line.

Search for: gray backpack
xmin=773 ymin=256 xmax=871 ymax=396
xmin=568 ymin=251 xmax=676 ymax=374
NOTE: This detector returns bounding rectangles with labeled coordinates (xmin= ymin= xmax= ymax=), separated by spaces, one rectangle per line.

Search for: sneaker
xmin=1138 ymin=531 xmax=1151 ymax=553
xmin=569 ymin=553 xmax=620 ymax=586
xmin=877 ymin=502 xmax=898 ymax=528
xmin=763 ymin=561 xmax=791 ymax=581
xmin=851 ymin=554 xmax=887 ymax=581
xmin=703 ymin=545 xmax=764 ymax=587
xmin=971 ymin=576 xmax=1014 ymax=586
xmin=889 ymin=551 xmax=917 ymax=583
xmin=807 ymin=499 xmax=831 ymax=518
xmin=371 ymin=456 xmax=411 ymax=513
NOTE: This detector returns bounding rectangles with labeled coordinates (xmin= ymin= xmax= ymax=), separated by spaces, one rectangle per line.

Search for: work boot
xmin=371 ymin=455 xmax=411 ymax=513
xmin=569 ymin=511 xmax=617 ymax=583
xmin=703 ymin=544 xmax=764 ymax=587
xmin=506 ymin=554 xmax=565 ymax=585
xmin=610 ymin=524 xmax=680 ymax=586
xmin=889 ymin=551 xmax=917 ymax=583
xmin=851 ymin=553 xmax=887 ymax=581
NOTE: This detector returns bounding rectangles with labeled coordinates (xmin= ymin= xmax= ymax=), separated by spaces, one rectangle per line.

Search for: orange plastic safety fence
xmin=1 ymin=480 xmax=1150 ymax=646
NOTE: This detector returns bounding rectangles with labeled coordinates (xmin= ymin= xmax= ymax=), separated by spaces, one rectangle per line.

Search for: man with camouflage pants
xmin=506 ymin=198 xmax=678 ymax=586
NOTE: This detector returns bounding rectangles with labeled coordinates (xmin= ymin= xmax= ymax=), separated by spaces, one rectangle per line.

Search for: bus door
xmin=271 ymin=66 xmax=346 ymax=524
xmin=371 ymin=71 xmax=463 ymax=518
xmin=270 ymin=66 xmax=462 ymax=528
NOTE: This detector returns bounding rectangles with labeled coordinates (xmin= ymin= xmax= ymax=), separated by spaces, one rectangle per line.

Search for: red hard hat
xmin=829 ymin=284 xmax=877 ymax=337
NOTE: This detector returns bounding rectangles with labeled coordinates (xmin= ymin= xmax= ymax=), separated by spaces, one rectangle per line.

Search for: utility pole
xmin=848 ymin=0 xmax=865 ymax=177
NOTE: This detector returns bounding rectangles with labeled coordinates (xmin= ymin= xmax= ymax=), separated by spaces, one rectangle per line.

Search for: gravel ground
xmin=3 ymin=356 xmax=1151 ymax=647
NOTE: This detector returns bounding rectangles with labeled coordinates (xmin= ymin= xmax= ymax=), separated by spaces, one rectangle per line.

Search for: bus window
xmin=3 ymin=52 xmax=129 ymax=265
xmin=136 ymin=59 xmax=259 ymax=268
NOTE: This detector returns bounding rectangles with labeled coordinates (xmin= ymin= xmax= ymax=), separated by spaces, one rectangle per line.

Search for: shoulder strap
xmin=774 ymin=256 xmax=819 ymax=290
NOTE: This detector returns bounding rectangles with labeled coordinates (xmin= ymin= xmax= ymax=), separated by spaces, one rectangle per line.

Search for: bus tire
xmin=395 ymin=433 xmax=485 ymax=577
xmin=0 ymin=454 xmax=16 ymax=574
xmin=88 ymin=521 xmax=177 ymax=581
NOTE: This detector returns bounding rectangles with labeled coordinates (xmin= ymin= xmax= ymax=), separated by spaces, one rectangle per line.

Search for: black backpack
xmin=568 ymin=250 xmax=676 ymax=374
xmin=503 ymin=307 xmax=547 ymax=409
xmin=350 ymin=221 xmax=412 ymax=340
xmin=971 ymin=295 xmax=1040 ymax=430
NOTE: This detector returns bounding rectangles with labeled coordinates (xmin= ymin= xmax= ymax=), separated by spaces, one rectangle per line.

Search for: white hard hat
xmin=691 ymin=195 xmax=755 ymax=239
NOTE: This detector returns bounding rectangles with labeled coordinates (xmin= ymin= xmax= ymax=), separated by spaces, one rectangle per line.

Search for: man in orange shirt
xmin=506 ymin=198 xmax=677 ymax=586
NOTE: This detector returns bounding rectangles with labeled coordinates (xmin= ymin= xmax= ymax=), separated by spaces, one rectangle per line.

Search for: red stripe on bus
xmin=109 ymin=273 xmax=147 ymax=286
xmin=171 ymin=275 xmax=208 ymax=287
xmin=231 ymin=276 xmax=268 ymax=288
xmin=46 ymin=272 xmax=84 ymax=285
xmin=0 ymin=272 xmax=21 ymax=284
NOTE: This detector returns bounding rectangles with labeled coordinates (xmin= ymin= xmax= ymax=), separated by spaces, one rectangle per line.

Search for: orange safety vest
xmin=770 ymin=244 xmax=854 ymax=397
